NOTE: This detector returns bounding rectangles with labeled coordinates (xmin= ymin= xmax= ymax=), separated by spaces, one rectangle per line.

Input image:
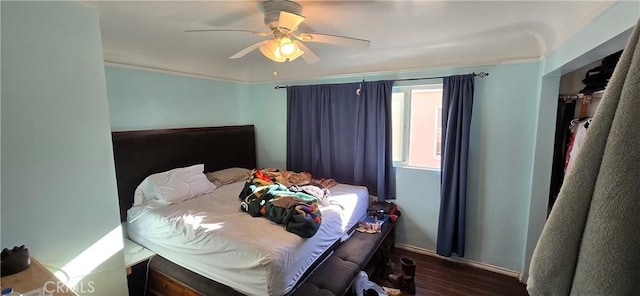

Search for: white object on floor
xmin=353 ymin=271 xmax=388 ymax=296
xmin=21 ymin=288 xmax=52 ymax=296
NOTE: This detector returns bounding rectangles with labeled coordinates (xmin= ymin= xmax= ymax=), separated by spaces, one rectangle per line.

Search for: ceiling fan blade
xmin=294 ymin=41 xmax=320 ymax=64
xmin=230 ymin=41 xmax=266 ymax=59
xmin=296 ymin=33 xmax=370 ymax=49
xmin=278 ymin=11 xmax=305 ymax=34
xmin=185 ymin=29 xmax=271 ymax=37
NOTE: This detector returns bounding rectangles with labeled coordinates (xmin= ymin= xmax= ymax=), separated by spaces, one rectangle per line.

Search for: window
xmin=392 ymin=84 xmax=443 ymax=169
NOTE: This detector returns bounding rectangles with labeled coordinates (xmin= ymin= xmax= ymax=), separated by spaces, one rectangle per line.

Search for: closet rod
xmin=559 ymin=94 xmax=584 ymax=101
xmin=273 ymin=71 xmax=490 ymax=89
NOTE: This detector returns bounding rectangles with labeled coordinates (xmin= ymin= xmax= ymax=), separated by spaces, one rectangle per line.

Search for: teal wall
xmin=243 ymin=83 xmax=289 ymax=168
xmin=522 ymin=72 xmax=560 ymax=280
xmin=105 ymin=66 xmax=245 ymax=131
xmin=460 ymin=63 xmax=541 ymax=271
xmin=1 ymin=2 xmax=127 ymax=295
xmin=243 ymin=62 xmax=542 ymax=272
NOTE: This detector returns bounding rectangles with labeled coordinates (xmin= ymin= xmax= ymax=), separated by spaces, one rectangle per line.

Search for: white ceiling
xmin=81 ymin=1 xmax=614 ymax=83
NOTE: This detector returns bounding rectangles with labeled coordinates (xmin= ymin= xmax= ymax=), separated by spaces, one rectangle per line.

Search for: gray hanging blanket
xmin=528 ymin=18 xmax=640 ymax=296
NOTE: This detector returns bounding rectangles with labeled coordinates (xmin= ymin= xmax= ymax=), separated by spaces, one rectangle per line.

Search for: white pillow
xmin=133 ymin=164 xmax=215 ymax=206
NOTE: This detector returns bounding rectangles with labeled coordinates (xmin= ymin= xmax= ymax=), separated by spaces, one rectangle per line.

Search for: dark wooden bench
xmin=289 ymin=219 xmax=397 ymax=296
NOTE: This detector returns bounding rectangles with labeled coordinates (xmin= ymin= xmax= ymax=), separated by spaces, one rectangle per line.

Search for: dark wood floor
xmin=371 ymin=248 xmax=529 ymax=296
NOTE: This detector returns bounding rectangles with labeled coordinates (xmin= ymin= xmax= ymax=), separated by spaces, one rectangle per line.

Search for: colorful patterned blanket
xmin=238 ymin=169 xmax=323 ymax=238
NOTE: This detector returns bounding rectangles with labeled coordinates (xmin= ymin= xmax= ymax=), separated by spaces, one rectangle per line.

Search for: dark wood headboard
xmin=112 ymin=125 xmax=256 ymax=222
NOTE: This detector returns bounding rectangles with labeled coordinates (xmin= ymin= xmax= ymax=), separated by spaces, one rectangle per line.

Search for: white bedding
xmin=127 ymin=181 xmax=369 ymax=296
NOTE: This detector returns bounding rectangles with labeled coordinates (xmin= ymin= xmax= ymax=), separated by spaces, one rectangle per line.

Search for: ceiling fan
xmin=185 ymin=0 xmax=371 ymax=64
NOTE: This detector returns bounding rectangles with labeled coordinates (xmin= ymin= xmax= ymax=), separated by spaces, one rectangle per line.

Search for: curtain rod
xmin=273 ymin=71 xmax=490 ymax=89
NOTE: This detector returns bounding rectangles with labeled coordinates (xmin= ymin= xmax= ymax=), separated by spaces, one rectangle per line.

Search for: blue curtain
xmin=287 ymin=80 xmax=395 ymax=200
xmin=437 ymin=74 xmax=475 ymax=257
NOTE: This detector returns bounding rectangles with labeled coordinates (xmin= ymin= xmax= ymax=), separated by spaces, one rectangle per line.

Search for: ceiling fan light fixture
xmin=297 ymin=33 xmax=313 ymax=42
xmin=260 ymin=39 xmax=285 ymax=62
xmin=277 ymin=11 xmax=305 ymax=34
xmin=285 ymin=46 xmax=304 ymax=62
xmin=190 ymin=0 xmax=371 ymax=64
xmin=278 ymin=37 xmax=297 ymax=57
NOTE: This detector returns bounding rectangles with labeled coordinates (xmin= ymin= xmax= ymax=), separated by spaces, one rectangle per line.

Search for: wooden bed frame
xmin=112 ymin=125 xmax=257 ymax=295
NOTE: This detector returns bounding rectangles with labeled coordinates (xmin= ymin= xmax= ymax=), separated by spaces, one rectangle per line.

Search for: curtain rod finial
xmin=475 ymin=72 xmax=489 ymax=78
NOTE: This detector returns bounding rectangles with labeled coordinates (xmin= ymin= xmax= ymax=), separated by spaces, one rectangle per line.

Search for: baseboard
xmin=395 ymin=243 xmax=521 ymax=280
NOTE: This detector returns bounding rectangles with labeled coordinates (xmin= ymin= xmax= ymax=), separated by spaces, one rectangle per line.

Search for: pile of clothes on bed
xmin=238 ymin=169 xmax=337 ymax=238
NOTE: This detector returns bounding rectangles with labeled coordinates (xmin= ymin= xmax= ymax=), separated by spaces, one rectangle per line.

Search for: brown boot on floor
xmin=387 ymin=257 xmax=416 ymax=294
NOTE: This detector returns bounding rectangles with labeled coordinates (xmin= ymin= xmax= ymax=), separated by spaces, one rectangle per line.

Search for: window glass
xmin=392 ymin=86 xmax=442 ymax=169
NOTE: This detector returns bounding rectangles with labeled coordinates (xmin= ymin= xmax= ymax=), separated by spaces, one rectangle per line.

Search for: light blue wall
xmin=462 ymin=62 xmax=541 ymax=271
xmin=1 ymin=2 xmax=127 ymax=295
xmin=243 ymin=83 xmax=288 ymax=168
xmin=244 ymin=62 xmax=542 ymax=272
xmin=394 ymin=167 xmax=441 ymax=250
xmin=105 ymin=66 xmax=245 ymax=131
xmin=522 ymin=72 xmax=560 ymax=280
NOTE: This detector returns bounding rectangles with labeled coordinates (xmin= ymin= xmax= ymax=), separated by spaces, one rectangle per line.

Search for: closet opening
xmin=547 ymin=50 xmax=622 ymax=215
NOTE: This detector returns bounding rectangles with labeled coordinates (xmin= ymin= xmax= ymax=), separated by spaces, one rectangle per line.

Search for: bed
xmin=112 ymin=125 xmax=370 ymax=295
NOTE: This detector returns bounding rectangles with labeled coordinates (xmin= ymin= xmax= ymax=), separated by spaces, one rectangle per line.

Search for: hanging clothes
xmin=564 ymin=118 xmax=592 ymax=174
xmin=548 ymin=99 xmax=577 ymax=211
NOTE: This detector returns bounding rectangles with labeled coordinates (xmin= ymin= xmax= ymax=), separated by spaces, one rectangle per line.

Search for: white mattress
xmin=127 ymin=181 xmax=369 ymax=296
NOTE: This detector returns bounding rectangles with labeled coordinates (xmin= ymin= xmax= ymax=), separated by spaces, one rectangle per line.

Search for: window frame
xmin=434 ymin=106 xmax=442 ymax=160
xmin=392 ymin=89 xmax=412 ymax=165
xmin=392 ymin=83 xmax=443 ymax=170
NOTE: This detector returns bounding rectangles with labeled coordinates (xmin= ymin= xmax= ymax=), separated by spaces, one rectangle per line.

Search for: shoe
xmin=387 ymin=257 xmax=416 ymax=294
